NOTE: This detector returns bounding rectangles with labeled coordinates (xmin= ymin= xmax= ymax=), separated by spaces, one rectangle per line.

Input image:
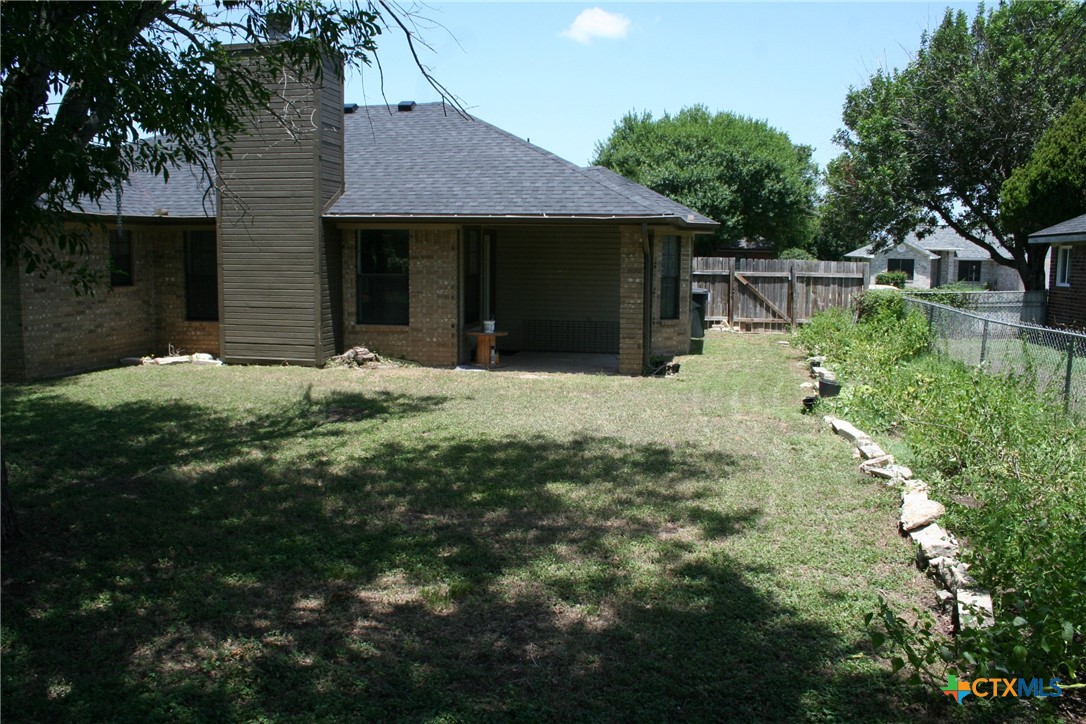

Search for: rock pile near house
xmin=326 ymin=346 xmax=381 ymax=368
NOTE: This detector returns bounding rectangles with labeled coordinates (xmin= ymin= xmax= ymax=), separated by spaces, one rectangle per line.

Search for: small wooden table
xmin=466 ymin=330 xmax=507 ymax=369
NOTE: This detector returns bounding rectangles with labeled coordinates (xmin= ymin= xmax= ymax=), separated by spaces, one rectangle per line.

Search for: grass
xmin=2 ymin=334 xmax=953 ymax=721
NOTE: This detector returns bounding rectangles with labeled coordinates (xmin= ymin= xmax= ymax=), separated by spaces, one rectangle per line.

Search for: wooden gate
xmin=692 ymin=258 xmax=870 ymax=330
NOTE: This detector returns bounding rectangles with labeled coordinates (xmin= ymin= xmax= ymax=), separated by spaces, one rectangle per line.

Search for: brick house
xmin=1030 ymin=213 xmax=1086 ymax=330
xmin=844 ymin=227 xmax=1023 ymax=290
xmin=2 ymin=61 xmax=715 ymax=381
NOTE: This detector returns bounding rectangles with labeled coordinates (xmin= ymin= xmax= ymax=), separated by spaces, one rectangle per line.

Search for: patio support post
xmin=618 ymin=227 xmax=646 ymax=375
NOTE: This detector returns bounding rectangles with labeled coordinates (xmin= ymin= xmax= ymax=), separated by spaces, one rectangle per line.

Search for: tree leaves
xmin=823 ymin=2 xmax=1086 ymax=289
xmin=1 ymin=1 xmax=457 ymax=289
xmin=1000 ymin=97 xmax=1086 ymax=233
xmin=592 ymin=105 xmax=818 ymax=252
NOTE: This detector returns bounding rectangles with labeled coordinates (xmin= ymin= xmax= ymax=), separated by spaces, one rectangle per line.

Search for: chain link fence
xmin=904 ymin=298 xmax=1086 ymax=413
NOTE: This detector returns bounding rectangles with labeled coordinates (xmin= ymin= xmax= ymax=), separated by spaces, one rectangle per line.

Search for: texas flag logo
xmin=943 ymin=674 xmax=972 ymax=704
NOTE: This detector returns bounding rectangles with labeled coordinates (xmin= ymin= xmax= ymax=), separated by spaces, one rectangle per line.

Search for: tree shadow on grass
xmin=2 ymin=387 xmax=940 ymax=722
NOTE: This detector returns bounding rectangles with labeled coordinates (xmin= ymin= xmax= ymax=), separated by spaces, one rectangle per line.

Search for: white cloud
xmin=561 ymin=8 xmax=631 ymax=45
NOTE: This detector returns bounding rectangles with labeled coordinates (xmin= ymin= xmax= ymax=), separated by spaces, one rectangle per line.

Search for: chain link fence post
xmin=980 ymin=319 xmax=989 ymax=365
xmin=1065 ymin=338 xmax=1075 ymax=414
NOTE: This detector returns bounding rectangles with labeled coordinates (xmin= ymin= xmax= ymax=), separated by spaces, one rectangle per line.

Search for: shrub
xmin=854 ymin=288 xmax=905 ymax=324
xmin=778 ymin=247 xmax=816 ymax=260
xmin=875 ymin=270 xmax=908 ymax=288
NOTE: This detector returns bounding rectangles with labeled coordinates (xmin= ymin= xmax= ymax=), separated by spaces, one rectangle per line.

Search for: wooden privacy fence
xmin=692 ymin=258 xmax=871 ymax=330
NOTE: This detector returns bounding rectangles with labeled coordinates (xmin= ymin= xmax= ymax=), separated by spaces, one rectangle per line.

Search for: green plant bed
xmin=796 ymin=303 xmax=1086 ymax=706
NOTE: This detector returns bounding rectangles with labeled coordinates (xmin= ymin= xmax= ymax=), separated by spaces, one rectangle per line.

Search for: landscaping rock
xmin=862 ymin=460 xmax=912 ymax=480
xmin=903 ymin=478 xmax=930 ymax=495
xmin=192 ymin=357 xmax=224 ymax=366
xmin=929 ymin=556 xmax=976 ymax=592
xmin=812 ymin=366 xmax=836 ymax=382
xmin=936 ymin=589 xmax=955 ymax=612
xmin=856 ymin=440 xmax=888 ymax=460
xmin=807 ymin=355 xmax=826 ymax=366
xmin=154 ymin=355 xmax=191 ymax=365
xmin=900 ymin=491 xmax=945 ymax=532
xmin=909 ymin=523 xmax=959 ymax=563
xmin=800 ymin=382 xmax=815 ymax=390
xmin=830 ymin=419 xmax=869 ymax=444
xmin=955 ymin=589 xmax=994 ymax=631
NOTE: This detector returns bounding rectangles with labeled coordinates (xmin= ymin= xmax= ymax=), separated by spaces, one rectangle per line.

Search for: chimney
xmin=397 ymin=100 xmax=417 ymax=112
xmin=216 ymin=45 xmax=344 ymax=367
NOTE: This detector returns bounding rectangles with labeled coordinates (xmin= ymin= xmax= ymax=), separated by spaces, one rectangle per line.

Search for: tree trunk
xmin=1 ymin=451 xmax=16 ymax=547
xmin=1020 ymin=243 xmax=1050 ymax=291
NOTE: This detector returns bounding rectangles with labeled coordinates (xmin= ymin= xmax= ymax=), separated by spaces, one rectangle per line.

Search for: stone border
xmin=806 ymin=356 xmax=993 ymax=631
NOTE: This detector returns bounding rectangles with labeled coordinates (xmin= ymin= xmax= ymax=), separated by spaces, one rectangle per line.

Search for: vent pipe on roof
xmin=398 ymin=100 xmax=417 ymax=112
xmin=344 ymin=103 xmax=359 ymax=114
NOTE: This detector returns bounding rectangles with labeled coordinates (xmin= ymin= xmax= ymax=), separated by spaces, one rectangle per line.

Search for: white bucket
xmin=483 ymin=320 xmax=495 ymax=333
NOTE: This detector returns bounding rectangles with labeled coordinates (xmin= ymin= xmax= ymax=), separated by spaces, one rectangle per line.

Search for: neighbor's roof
xmin=1028 ymin=213 xmax=1086 ymax=244
xmin=845 ymin=226 xmax=1012 ymax=261
xmin=327 ymin=102 xmax=717 ymax=228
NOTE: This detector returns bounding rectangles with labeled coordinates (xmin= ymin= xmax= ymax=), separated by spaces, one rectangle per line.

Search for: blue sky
xmin=344 ymin=2 xmax=977 ymax=171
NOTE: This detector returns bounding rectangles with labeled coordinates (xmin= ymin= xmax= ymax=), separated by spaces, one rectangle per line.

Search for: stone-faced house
xmin=2 ymin=60 xmax=715 ymax=382
xmin=1030 ymin=213 xmax=1086 ymax=330
xmin=845 ymin=227 xmax=1023 ymax=290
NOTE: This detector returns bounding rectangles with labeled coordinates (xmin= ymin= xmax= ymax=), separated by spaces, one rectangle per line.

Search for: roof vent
xmin=397 ymin=100 xmax=417 ymax=112
xmin=344 ymin=103 xmax=359 ymax=114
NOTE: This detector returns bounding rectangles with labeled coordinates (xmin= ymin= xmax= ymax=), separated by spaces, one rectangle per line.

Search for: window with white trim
xmin=1055 ymin=246 xmax=1071 ymax=287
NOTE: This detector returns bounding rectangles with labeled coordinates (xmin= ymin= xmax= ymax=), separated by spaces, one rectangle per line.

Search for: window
xmin=109 ymin=230 xmax=133 ymax=287
xmin=357 ymin=230 xmax=409 ymax=325
xmin=185 ymin=231 xmax=219 ymax=321
xmin=1056 ymin=246 xmax=1072 ymax=287
xmin=660 ymin=235 xmax=681 ymax=320
xmin=957 ymin=260 xmax=982 ymax=283
xmin=887 ymin=258 xmax=915 ymax=280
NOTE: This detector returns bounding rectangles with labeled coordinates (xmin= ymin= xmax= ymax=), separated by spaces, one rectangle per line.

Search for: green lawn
xmin=2 ymin=335 xmax=946 ymax=721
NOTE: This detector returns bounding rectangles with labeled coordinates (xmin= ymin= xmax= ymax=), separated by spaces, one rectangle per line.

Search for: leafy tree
xmin=825 ymin=1 xmax=1086 ymax=289
xmin=778 ymin=247 xmax=816 ymax=261
xmin=1 ymin=0 xmax=456 ymax=292
xmin=0 ymin=1 xmax=456 ymax=545
xmin=592 ymin=105 xmax=818 ymax=253
xmin=1001 ymin=96 xmax=1086 ymax=234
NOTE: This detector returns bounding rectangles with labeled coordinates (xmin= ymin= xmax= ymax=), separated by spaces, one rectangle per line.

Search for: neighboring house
xmin=1029 ymin=213 xmax=1086 ymax=330
xmin=1 ymin=55 xmax=716 ymax=381
xmin=844 ymin=227 xmax=1023 ymax=290
xmin=696 ymin=237 xmax=776 ymax=260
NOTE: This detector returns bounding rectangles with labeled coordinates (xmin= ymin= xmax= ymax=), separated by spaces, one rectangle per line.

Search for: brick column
xmin=619 ymin=227 xmax=645 ymax=375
